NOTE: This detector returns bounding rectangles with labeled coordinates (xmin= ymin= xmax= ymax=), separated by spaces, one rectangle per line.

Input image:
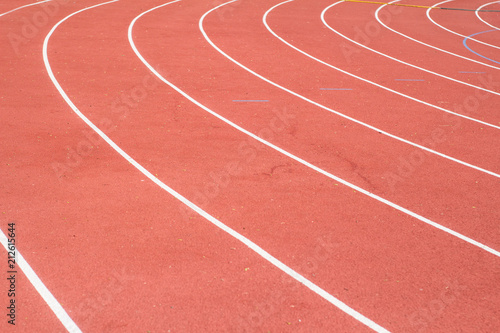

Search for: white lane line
xmin=427 ymin=0 xmax=500 ymax=50
xmin=269 ymin=1 xmax=500 ymax=128
xmin=476 ymin=1 xmax=500 ymax=30
xmin=1 ymin=2 xmax=94 ymax=333
xmin=202 ymin=0 xmax=500 ymax=178
xmin=129 ymin=1 xmax=498 ymax=330
xmin=322 ymin=1 xmax=500 ymax=96
xmin=0 ymin=229 xmax=82 ymax=333
xmin=43 ymin=3 xmax=500 ymax=333
xmin=46 ymin=1 xmax=392 ymax=332
xmin=375 ymin=0 xmax=500 ymax=70
xmin=131 ymin=1 xmax=500 ymax=260
xmin=0 ymin=0 xmax=53 ymax=18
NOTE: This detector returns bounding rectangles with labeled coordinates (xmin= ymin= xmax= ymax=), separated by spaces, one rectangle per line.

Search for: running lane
xmin=477 ymin=1 xmax=500 ymax=30
xmin=3 ymin=0 xmax=360 ymax=332
xmin=33 ymin=0 xmax=381 ymax=331
xmin=263 ymin=0 xmax=500 ymax=129
xmin=45 ymin=0 xmax=500 ymax=331
xmin=383 ymin=0 xmax=500 ymax=67
xmin=0 ymin=1 xmax=91 ymax=331
xmin=322 ymin=0 xmax=500 ymax=92
xmin=187 ymin=0 xmax=500 ymax=249
xmin=258 ymin=0 xmax=500 ymax=161
xmin=3 ymin=0 xmax=499 ymax=331
xmin=5 ymin=0 xmax=389 ymax=331
xmin=376 ymin=0 xmax=500 ymax=68
xmin=428 ymin=0 xmax=500 ymax=47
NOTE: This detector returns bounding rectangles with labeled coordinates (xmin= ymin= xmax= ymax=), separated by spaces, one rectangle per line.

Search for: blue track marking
xmin=463 ymin=30 xmax=500 ymax=65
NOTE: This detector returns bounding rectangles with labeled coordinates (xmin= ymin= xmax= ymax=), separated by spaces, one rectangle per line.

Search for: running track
xmin=0 ymin=0 xmax=499 ymax=332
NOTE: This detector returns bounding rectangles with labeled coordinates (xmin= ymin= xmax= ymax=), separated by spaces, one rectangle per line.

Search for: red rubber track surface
xmin=429 ymin=1 xmax=500 ymax=42
xmin=320 ymin=0 xmax=500 ymax=109
xmin=477 ymin=1 xmax=500 ymax=33
xmin=1 ymin=0 xmax=499 ymax=332
xmin=377 ymin=0 xmax=500 ymax=62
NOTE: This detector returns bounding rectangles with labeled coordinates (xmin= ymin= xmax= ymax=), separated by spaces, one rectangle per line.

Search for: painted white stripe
xmin=131 ymin=2 xmax=500 ymax=258
xmin=267 ymin=1 xmax=500 ymax=130
xmin=427 ymin=0 xmax=500 ymax=50
xmin=232 ymin=99 xmax=269 ymax=102
xmin=322 ymin=1 xmax=500 ymax=96
xmin=43 ymin=3 xmax=500 ymax=333
xmin=131 ymin=3 xmax=387 ymax=333
xmin=0 ymin=229 xmax=82 ymax=332
xmin=0 ymin=2 xmax=92 ymax=333
xmin=375 ymin=0 xmax=500 ymax=70
xmin=202 ymin=0 xmax=500 ymax=178
xmin=0 ymin=0 xmax=53 ymax=18
xmin=44 ymin=1 xmax=392 ymax=332
xmin=476 ymin=1 xmax=500 ymax=30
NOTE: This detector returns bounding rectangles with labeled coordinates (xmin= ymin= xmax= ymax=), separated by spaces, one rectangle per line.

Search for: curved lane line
xmin=321 ymin=1 xmax=500 ymax=97
xmin=132 ymin=1 xmax=500 ymax=258
xmin=44 ymin=1 xmax=391 ymax=331
xmin=201 ymin=0 xmax=500 ymax=178
xmin=0 ymin=0 xmax=53 ymax=18
xmin=426 ymin=0 xmax=500 ymax=50
xmin=0 ymin=229 xmax=82 ymax=332
xmin=267 ymin=1 xmax=500 ymax=129
xmin=463 ymin=30 xmax=500 ymax=65
xmin=200 ymin=2 xmax=500 ymax=257
xmin=476 ymin=1 xmax=500 ymax=30
xmin=1 ymin=1 xmax=81 ymax=332
xmin=131 ymin=2 xmax=393 ymax=332
xmin=132 ymin=0 xmax=500 ymax=327
xmin=375 ymin=0 xmax=500 ymax=70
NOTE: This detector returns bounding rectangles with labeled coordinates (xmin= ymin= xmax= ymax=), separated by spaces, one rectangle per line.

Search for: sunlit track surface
xmin=138 ymin=1 xmax=500 ymax=328
xmin=0 ymin=1 xmax=87 ymax=332
xmin=322 ymin=0 xmax=500 ymax=96
xmin=0 ymin=0 xmax=53 ymax=18
xmin=262 ymin=1 xmax=500 ymax=169
xmin=374 ymin=0 xmax=500 ymax=70
xmin=427 ymin=0 xmax=500 ymax=50
xmin=46 ymin=0 xmax=392 ymax=331
xmin=477 ymin=0 xmax=500 ymax=30
xmin=200 ymin=1 xmax=500 ymax=182
xmin=315 ymin=0 xmax=500 ymax=125
xmin=263 ymin=1 xmax=500 ymax=132
xmin=1 ymin=0 xmax=499 ymax=332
